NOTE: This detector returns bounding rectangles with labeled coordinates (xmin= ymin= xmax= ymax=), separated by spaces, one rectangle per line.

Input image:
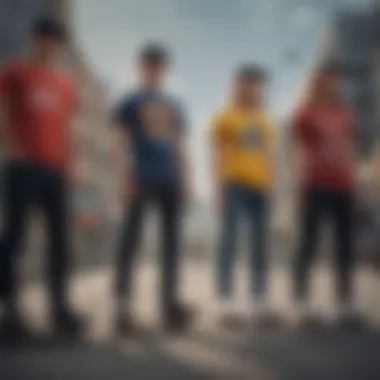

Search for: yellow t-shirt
xmin=211 ymin=106 xmax=276 ymax=190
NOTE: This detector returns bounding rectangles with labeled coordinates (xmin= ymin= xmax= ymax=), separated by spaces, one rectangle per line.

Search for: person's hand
xmin=269 ymin=195 xmax=276 ymax=213
xmin=181 ymin=181 xmax=193 ymax=207
xmin=215 ymin=186 xmax=225 ymax=213
xmin=66 ymin=163 xmax=85 ymax=189
xmin=69 ymin=168 xmax=83 ymax=188
xmin=295 ymin=188 xmax=305 ymax=213
xmin=120 ymin=178 xmax=138 ymax=204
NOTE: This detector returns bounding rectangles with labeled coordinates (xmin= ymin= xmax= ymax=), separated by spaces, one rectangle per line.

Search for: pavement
xmin=1 ymin=261 xmax=380 ymax=380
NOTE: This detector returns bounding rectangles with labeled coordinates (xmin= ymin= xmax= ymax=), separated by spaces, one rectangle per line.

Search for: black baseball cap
xmin=236 ymin=64 xmax=268 ymax=83
xmin=31 ymin=15 xmax=66 ymax=41
xmin=139 ymin=43 xmax=170 ymax=65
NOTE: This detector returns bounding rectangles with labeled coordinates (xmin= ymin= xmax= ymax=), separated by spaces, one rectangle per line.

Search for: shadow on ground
xmin=0 ymin=337 xmax=211 ymax=380
xmin=1 ymin=329 xmax=380 ymax=380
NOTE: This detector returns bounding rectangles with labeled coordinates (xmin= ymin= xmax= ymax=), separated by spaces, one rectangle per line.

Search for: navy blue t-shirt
xmin=113 ymin=90 xmax=186 ymax=184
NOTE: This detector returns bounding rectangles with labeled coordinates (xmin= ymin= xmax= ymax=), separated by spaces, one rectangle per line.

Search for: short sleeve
xmin=211 ymin=112 xmax=228 ymax=145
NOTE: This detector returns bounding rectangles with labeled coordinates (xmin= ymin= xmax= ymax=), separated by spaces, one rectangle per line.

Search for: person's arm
xmin=347 ymin=110 xmax=358 ymax=183
xmin=291 ymin=110 xmax=309 ymax=186
xmin=0 ymin=90 xmax=8 ymax=149
xmin=263 ymin=116 xmax=278 ymax=214
xmin=174 ymin=102 xmax=193 ymax=204
xmin=293 ymin=141 xmax=308 ymax=186
xmin=373 ymin=143 xmax=380 ymax=192
xmin=111 ymin=126 xmax=134 ymax=202
xmin=0 ymin=64 xmax=24 ymax=158
xmin=175 ymin=132 xmax=192 ymax=204
xmin=66 ymin=81 xmax=87 ymax=188
xmin=111 ymin=98 xmax=135 ymax=203
xmin=0 ymin=68 xmax=9 ymax=145
xmin=264 ymin=116 xmax=277 ymax=185
xmin=291 ymin=109 xmax=310 ymax=213
xmin=210 ymin=113 xmax=228 ymax=210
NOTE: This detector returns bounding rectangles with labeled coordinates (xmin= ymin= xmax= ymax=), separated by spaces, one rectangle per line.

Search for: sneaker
xmin=335 ymin=305 xmax=367 ymax=331
xmin=164 ymin=303 xmax=194 ymax=333
xmin=295 ymin=303 xmax=327 ymax=331
xmin=115 ymin=312 xmax=139 ymax=337
xmin=52 ymin=308 xmax=87 ymax=340
xmin=252 ymin=302 xmax=282 ymax=329
xmin=220 ymin=313 xmax=246 ymax=330
xmin=297 ymin=312 xmax=327 ymax=331
xmin=0 ymin=311 xmax=36 ymax=344
xmin=217 ymin=299 xmax=245 ymax=330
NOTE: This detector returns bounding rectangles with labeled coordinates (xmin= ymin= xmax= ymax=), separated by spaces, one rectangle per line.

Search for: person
xmin=0 ymin=16 xmax=85 ymax=341
xmin=211 ymin=65 xmax=277 ymax=327
xmin=292 ymin=62 xmax=361 ymax=328
xmin=112 ymin=43 xmax=193 ymax=334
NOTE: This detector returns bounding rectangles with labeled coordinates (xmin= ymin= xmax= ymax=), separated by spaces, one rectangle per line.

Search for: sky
xmin=72 ymin=0 xmax=374 ymax=199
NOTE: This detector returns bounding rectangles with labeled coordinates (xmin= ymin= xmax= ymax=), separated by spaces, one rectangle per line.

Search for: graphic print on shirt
xmin=239 ymin=124 xmax=263 ymax=149
xmin=140 ymin=101 xmax=177 ymax=141
xmin=27 ymin=85 xmax=62 ymax=111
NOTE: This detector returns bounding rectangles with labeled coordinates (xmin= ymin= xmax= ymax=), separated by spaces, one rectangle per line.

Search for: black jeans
xmin=294 ymin=187 xmax=355 ymax=304
xmin=115 ymin=181 xmax=182 ymax=313
xmin=0 ymin=160 xmax=70 ymax=313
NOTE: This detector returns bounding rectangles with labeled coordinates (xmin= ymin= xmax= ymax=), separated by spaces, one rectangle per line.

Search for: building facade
xmin=317 ymin=6 xmax=380 ymax=158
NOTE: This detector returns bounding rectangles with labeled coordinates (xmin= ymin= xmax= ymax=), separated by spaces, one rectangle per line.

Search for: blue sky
xmin=72 ymin=0 xmax=374 ymax=198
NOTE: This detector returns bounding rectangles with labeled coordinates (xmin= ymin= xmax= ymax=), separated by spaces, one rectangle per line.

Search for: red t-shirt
xmin=0 ymin=60 xmax=77 ymax=169
xmin=292 ymin=103 xmax=356 ymax=190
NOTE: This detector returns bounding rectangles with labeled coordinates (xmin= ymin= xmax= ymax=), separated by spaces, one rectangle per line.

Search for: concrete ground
xmin=1 ymin=261 xmax=380 ymax=380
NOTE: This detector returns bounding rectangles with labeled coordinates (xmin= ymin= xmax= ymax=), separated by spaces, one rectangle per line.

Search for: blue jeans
xmin=217 ymin=182 xmax=270 ymax=300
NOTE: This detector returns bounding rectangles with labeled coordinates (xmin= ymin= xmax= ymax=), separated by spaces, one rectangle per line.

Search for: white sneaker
xmin=252 ymin=298 xmax=272 ymax=316
xmin=218 ymin=299 xmax=237 ymax=318
xmin=295 ymin=302 xmax=327 ymax=329
xmin=252 ymin=299 xmax=282 ymax=328
xmin=336 ymin=301 xmax=360 ymax=319
xmin=295 ymin=300 xmax=313 ymax=318
xmin=335 ymin=302 xmax=366 ymax=330
xmin=217 ymin=299 xmax=245 ymax=329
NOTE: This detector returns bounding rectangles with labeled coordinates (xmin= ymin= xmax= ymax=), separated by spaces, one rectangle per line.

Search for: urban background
xmin=1 ymin=0 xmax=380 ymax=277
xmin=1 ymin=1 xmax=380 ymax=380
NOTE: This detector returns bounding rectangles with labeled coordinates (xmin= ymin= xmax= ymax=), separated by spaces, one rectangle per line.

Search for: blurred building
xmin=58 ymin=0 xmax=114 ymax=219
xmin=317 ymin=5 xmax=380 ymax=158
xmin=0 ymin=0 xmax=46 ymax=61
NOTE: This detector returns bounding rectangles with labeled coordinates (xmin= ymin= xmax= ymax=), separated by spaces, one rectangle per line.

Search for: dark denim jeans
xmin=115 ymin=181 xmax=182 ymax=314
xmin=0 ymin=160 xmax=70 ymax=312
xmin=217 ymin=182 xmax=270 ymax=300
xmin=293 ymin=187 xmax=355 ymax=304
